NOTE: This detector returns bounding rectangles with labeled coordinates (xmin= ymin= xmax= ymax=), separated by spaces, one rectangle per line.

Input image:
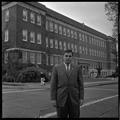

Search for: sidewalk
xmin=2 ymin=78 xmax=118 ymax=90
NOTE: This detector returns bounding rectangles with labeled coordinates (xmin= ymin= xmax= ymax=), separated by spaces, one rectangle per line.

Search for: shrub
xmin=2 ymin=75 xmax=15 ymax=82
xmin=16 ymin=67 xmax=42 ymax=83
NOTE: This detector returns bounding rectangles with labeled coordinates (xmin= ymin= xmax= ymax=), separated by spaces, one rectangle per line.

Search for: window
xmin=71 ymin=30 xmax=74 ymax=38
xmin=50 ymin=39 xmax=53 ymax=48
xmin=46 ymin=37 xmax=49 ymax=48
xmin=89 ymin=48 xmax=91 ymax=56
xmin=4 ymin=52 xmax=8 ymax=64
xmin=85 ymin=34 xmax=87 ymax=43
xmin=71 ymin=43 xmax=74 ymax=52
xmin=59 ymin=41 xmax=62 ymax=50
xmin=96 ymin=39 xmax=98 ymax=46
xmin=30 ymin=12 xmax=35 ymax=24
xmin=46 ymin=20 xmax=49 ymax=31
xmin=85 ymin=47 xmax=88 ymax=55
xmin=22 ymin=51 xmax=27 ymax=63
xmin=37 ymin=33 xmax=41 ymax=44
xmin=46 ymin=54 xmax=49 ymax=65
xmin=30 ymin=32 xmax=35 ymax=43
xmin=59 ymin=25 xmax=62 ymax=35
xmin=5 ymin=30 xmax=9 ymax=42
xmin=55 ymin=40 xmax=58 ymax=49
xmin=23 ymin=9 xmax=27 ymax=21
xmin=37 ymin=53 xmax=41 ymax=64
xmin=59 ymin=56 xmax=63 ymax=64
xmin=82 ymin=46 xmax=85 ymax=54
xmin=74 ymin=31 xmax=77 ymax=39
xmin=82 ymin=33 xmax=85 ymax=42
xmin=54 ymin=23 xmax=58 ymax=33
xmin=37 ymin=15 xmax=41 ymax=26
xmin=67 ymin=29 xmax=70 ymax=37
xmin=75 ymin=45 xmax=77 ymax=53
xmin=49 ymin=21 xmax=53 ymax=32
xmin=68 ymin=43 xmax=71 ymax=49
xmin=63 ymin=27 xmax=66 ymax=36
xmin=22 ymin=30 xmax=27 ymax=41
xmin=79 ymin=46 xmax=82 ymax=54
xmin=50 ymin=55 xmax=54 ymax=65
xmin=79 ymin=33 xmax=82 ymax=41
xmin=54 ymin=56 xmax=59 ymax=65
xmin=5 ymin=10 xmax=9 ymax=22
xmin=63 ymin=42 xmax=66 ymax=50
xmin=89 ymin=36 xmax=92 ymax=44
xmin=30 ymin=52 xmax=35 ymax=64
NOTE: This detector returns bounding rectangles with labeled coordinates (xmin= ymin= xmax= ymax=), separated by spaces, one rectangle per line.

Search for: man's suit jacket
xmin=50 ymin=63 xmax=84 ymax=107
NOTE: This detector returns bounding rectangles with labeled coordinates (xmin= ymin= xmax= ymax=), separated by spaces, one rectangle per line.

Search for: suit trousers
xmin=56 ymin=94 xmax=80 ymax=118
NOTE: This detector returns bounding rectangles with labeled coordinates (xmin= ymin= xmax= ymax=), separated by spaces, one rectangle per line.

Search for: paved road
xmin=2 ymin=80 xmax=118 ymax=118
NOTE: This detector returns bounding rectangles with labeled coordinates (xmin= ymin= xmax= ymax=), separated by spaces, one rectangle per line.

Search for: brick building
xmin=2 ymin=2 xmax=117 ymax=78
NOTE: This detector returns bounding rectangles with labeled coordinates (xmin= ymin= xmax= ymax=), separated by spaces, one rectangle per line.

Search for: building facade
xmin=2 ymin=2 xmax=116 ymax=77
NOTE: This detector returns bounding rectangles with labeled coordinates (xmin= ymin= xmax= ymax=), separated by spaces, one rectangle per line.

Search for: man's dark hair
xmin=64 ymin=49 xmax=73 ymax=56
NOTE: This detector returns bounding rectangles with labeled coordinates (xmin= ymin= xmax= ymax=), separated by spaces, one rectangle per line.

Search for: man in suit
xmin=50 ymin=49 xmax=84 ymax=118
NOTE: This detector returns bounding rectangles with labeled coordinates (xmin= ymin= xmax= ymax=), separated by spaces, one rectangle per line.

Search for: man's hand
xmin=80 ymin=99 xmax=84 ymax=106
xmin=51 ymin=100 xmax=57 ymax=107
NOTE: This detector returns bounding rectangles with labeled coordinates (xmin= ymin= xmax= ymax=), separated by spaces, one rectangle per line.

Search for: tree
xmin=105 ymin=2 xmax=118 ymax=40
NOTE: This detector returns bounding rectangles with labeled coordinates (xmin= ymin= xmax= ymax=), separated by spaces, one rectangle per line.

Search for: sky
xmin=39 ymin=2 xmax=114 ymax=36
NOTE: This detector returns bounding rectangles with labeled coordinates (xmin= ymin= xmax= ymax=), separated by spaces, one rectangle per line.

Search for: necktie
xmin=67 ymin=64 xmax=70 ymax=71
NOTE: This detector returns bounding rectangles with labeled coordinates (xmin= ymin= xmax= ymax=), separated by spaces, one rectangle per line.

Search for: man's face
xmin=63 ymin=52 xmax=73 ymax=64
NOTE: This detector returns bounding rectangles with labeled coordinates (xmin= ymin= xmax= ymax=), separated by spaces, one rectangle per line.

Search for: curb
xmin=84 ymin=81 xmax=118 ymax=88
xmin=2 ymin=80 xmax=118 ymax=90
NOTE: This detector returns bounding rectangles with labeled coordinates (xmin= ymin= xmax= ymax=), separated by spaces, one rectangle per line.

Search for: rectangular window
xmin=46 ymin=37 xmax=49 ymax=48
xmin=37 ymin=15 xmax=41 ymax=26
xmin=30 ymin=12 xmax=35 ymax=24
xmin=59 ymin=25 xmax=62 ymax=35
xmin=68 ymin=43 xmax=71 ymax=50
xmin=23 ymin=9 xmax=27 ymax=21
xmin=50 ymin=55 xmax=53 ymax=65
xmin=59 ymin=41 xmax=62 ymax=50
xmin=89 ymin=48 xmax=91 ymax=56
xmin=30 ymin=32 xmax=35 ymax=43
xmin=37 ymin=33 xmax=41 ymax=44
xmin=67 ymin=29 xmax=70 ymax=37
xmin=5 ymin=10 xmax=9 ymax=22
xmin=63 ymin=42 xmax=66 ymax=50
xmin=49 ymin=21 xmax=54 ymax=32
xmin=22 ymin=51 xmax=27 ymax=63
xmin=37 ymin=53 xmax=41 ymax=64
xmin=46 ymin=20 xmax=49 ymax=31
xmin=71 ymin=43 xmax=74 ymax=52
xmin=82 ymin=33 xmax=85 ymax=42
xmin=4 ymin=52 xmax=8 ymax=64
xmin=79 ymin=33 xmax=82 ymax=40
xmin=74 ymin=31 xmax=77 ymax=39
xmin=46 ymin=54 xmax=49 ymax=65
xmin=75 ymin=45 xmax=77 ymax=53
xmin=54 ymin=56 xmax=58 ymax=65
xmin=30 ymin=52 xmax=35 ymax=64
xmin=82 ymin=46 xmax=85 ymax=54
xmin=89 ymin=36 xmax=92 ymax=44
xmin=22 ymin=30 xmax=27 ymax=41
xmin=5 ymin=30 xmax=9 ymax=42
xmin=79 ymin=46 xmax=82 ymax=54
xmin=55 ymin=40 xmax=58 ymax=49
xmin=63 ymin=27 xmax=66 ymax=36
xmin=50 ymin=39 xmax=53 ymax=48
xmin=86 ymin=47 xmax=88 ymax=55
xmin=85 ymin=34 xmax=87 ymax=43
xmin=71 ymin=30 xmax=74 ymax=38
xmin=54 ymin=23 xmax=58 ymax=33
